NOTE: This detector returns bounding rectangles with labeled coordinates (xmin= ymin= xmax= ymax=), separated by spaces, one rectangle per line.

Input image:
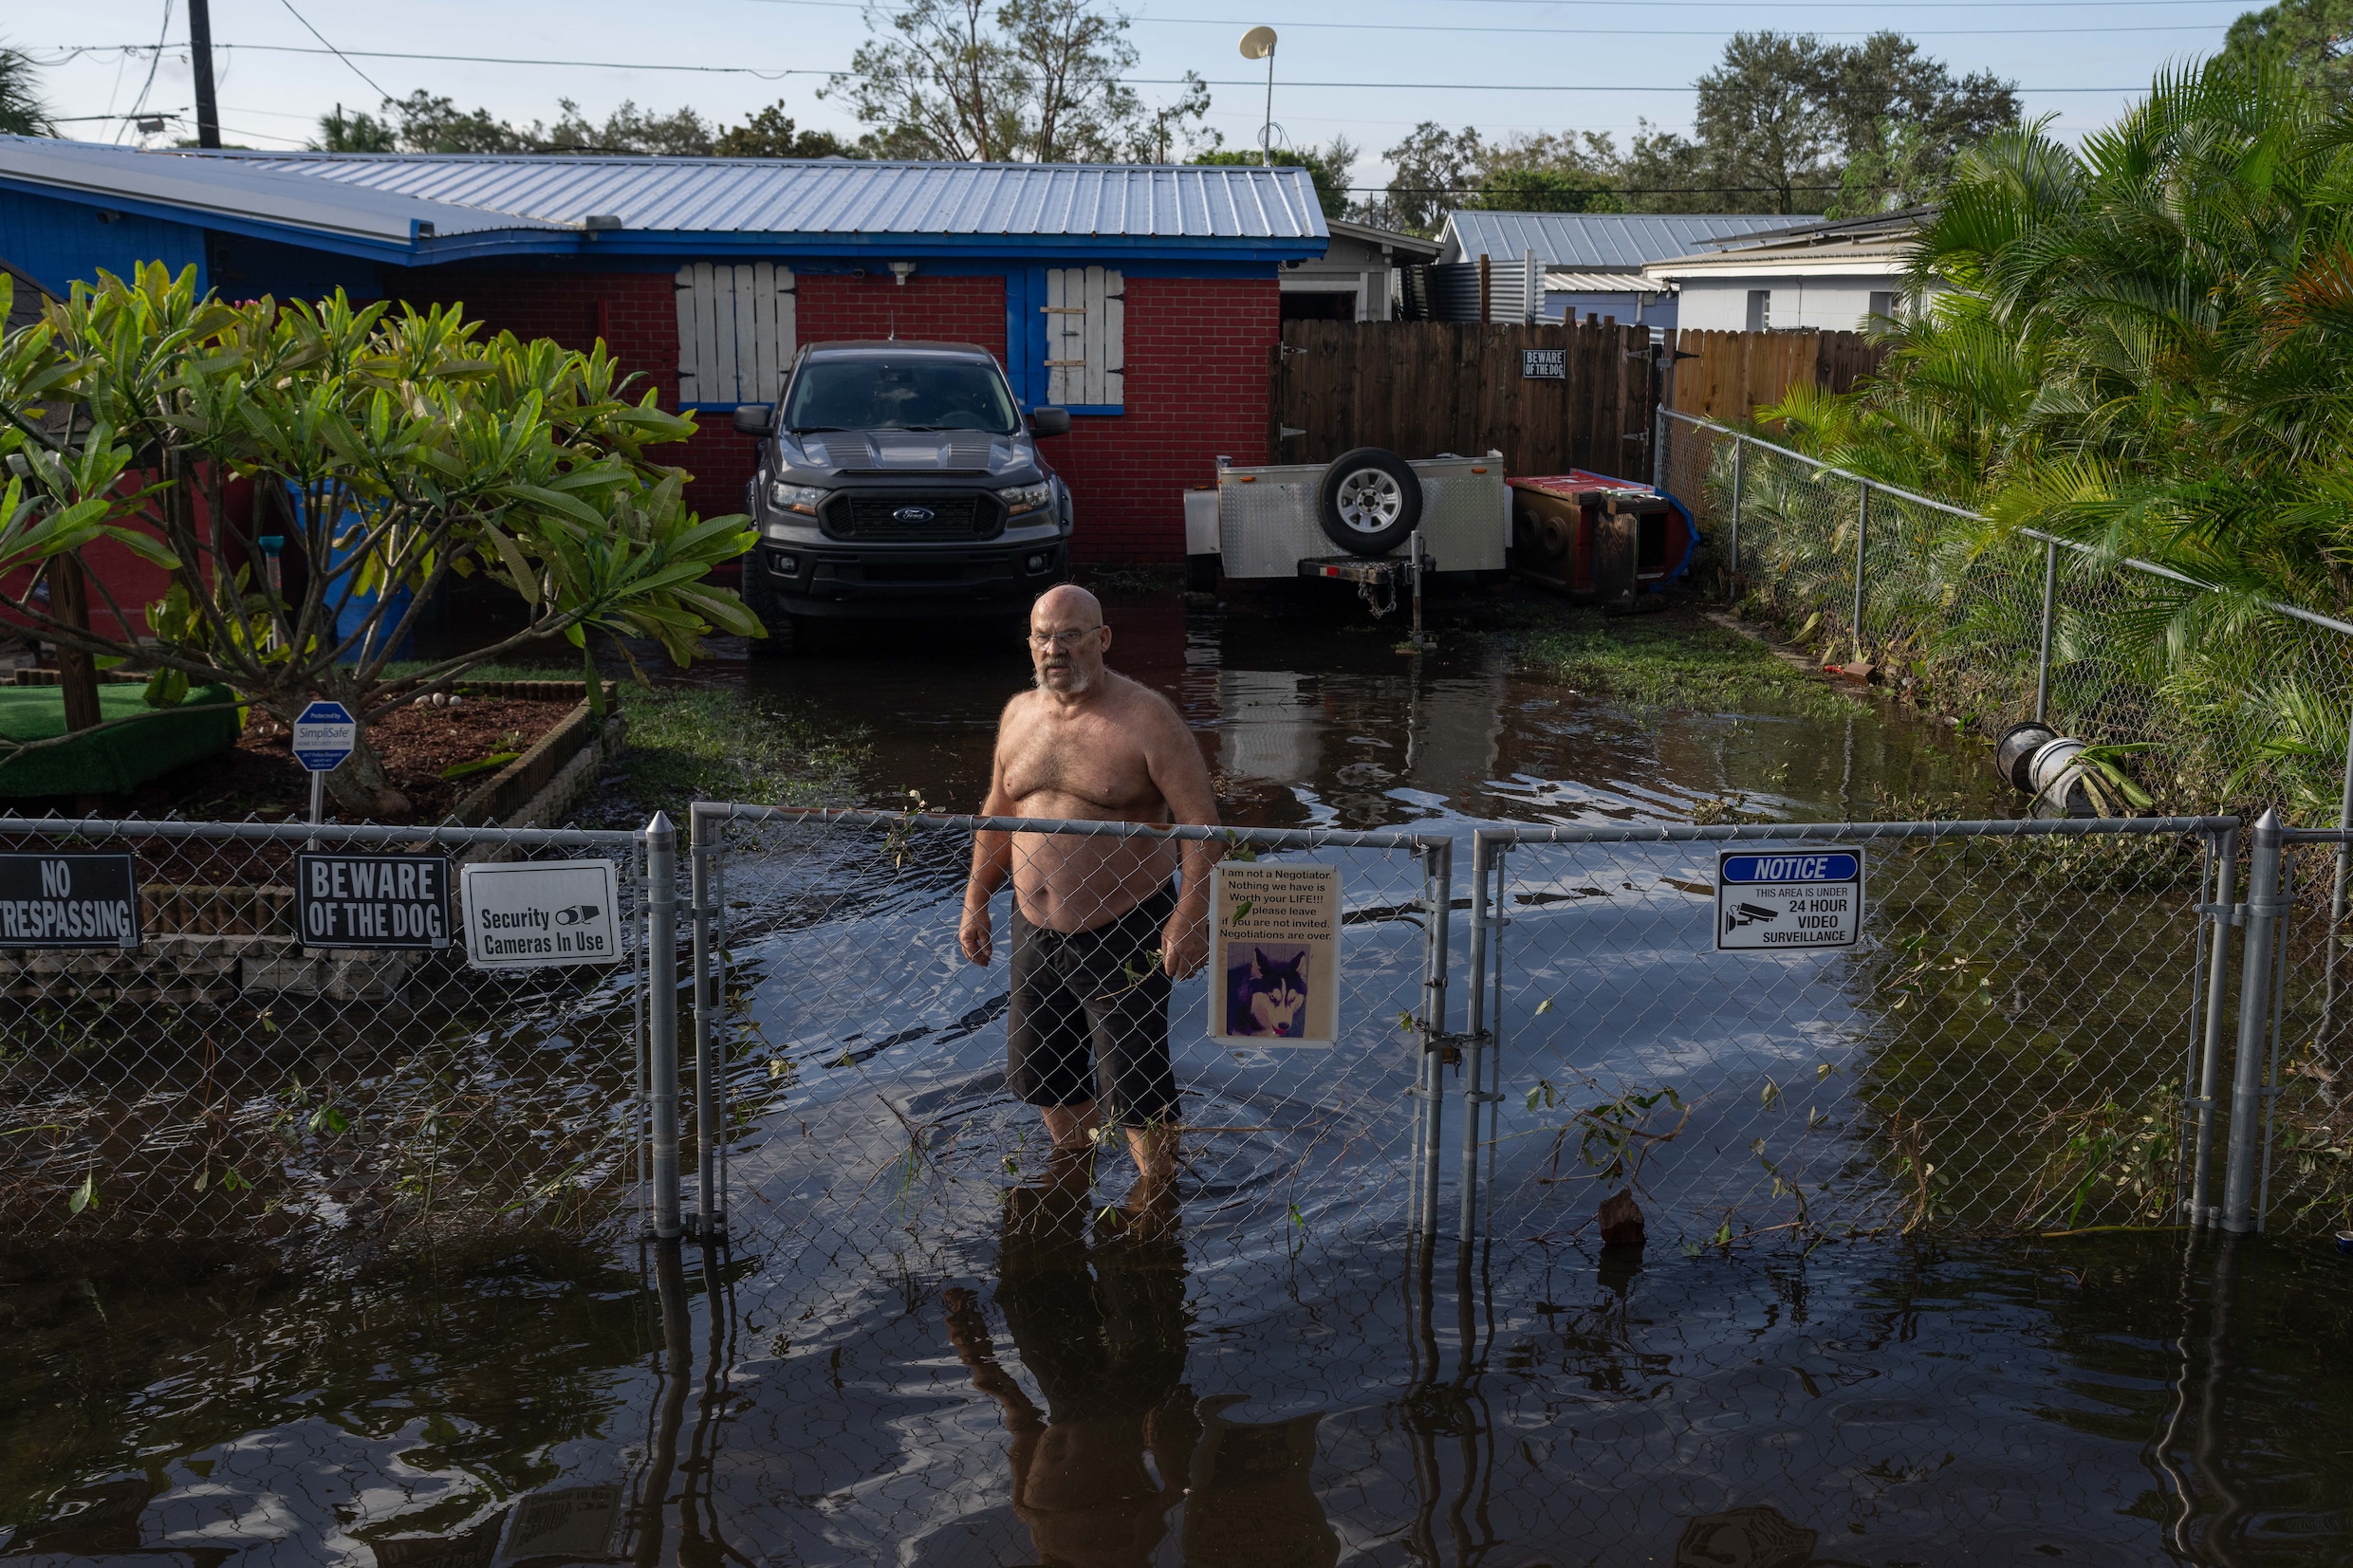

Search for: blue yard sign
xmin=290 ymin=700 xmax=357 ymax=774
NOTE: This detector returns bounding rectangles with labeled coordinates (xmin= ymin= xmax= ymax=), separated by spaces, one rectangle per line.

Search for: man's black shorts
xmin=1007 ymin=885 xmax=1180 ymax=1129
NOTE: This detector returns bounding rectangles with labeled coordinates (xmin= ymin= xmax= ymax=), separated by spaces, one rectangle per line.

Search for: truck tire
xmin=738 ymin=553 xmax=799 ymax=657
xmin=1317 ymin=448 xmax=1422 ymax=557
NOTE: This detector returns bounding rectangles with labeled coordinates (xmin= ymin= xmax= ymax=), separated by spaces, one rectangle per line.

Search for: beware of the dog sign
xmin=297 ymin=853 xmax=450 ymax=950
xmin=460 ymin=859 xmax=621 ymax=969
xmin=1714 ymin=849 xmax=1863 ymax=951
xmin=1209 ymin=861 xmax=1341 ymax=1046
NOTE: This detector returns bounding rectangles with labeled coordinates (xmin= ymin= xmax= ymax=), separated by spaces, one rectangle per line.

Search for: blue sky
xmin=14 ymin=0 xmax=2256 ymax=189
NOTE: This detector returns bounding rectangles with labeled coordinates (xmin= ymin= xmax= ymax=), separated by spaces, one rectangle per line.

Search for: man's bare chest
xmin=1001 ymin=720 xmax=1158 ymax=811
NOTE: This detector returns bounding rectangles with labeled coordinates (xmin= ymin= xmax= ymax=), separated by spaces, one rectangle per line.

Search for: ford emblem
xmin=893 ymin=506 xmax=936 ymax=524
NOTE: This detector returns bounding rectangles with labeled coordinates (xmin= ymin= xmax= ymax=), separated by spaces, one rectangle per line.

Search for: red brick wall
xmin=796 ymin=272 xmax=1007 ymax=357
xmin=1047 ymin=275 xmax=1276 ymax=563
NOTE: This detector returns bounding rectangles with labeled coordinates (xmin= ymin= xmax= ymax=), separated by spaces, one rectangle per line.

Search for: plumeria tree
xmin=0 ymin=263 xmax=759 ymax=816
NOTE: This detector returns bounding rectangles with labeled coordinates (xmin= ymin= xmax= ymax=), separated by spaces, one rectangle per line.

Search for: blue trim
xmin=1065 ymin=404 xmax=1124 ymax=416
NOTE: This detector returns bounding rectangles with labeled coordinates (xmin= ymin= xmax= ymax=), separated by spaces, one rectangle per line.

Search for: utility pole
xmin=189 ymin=0 xmax=222 ymax=149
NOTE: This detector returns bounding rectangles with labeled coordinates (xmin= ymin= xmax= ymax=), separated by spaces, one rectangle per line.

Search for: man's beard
xmin=1033 ymin=660 xmax=1093 ymax=693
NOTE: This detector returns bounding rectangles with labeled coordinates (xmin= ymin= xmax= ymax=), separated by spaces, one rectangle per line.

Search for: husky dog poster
xmin=1209 ymin=862 xmax=1341 ymax=1046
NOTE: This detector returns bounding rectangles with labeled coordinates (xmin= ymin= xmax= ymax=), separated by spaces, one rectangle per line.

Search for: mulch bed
xmin=6 ymin=696 xmax=578 ymax=824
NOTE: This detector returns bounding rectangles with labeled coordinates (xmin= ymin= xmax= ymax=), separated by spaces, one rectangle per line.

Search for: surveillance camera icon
xmin=554 ymin=903 xmax=602 ymax=927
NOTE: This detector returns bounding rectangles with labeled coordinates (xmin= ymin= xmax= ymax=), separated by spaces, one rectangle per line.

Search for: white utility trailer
xmin=1183 ymin=448 xmax=1510 ymax=612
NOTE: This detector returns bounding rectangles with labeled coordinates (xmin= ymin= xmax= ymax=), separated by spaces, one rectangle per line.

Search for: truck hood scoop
xmin=793 ymin=432 xmax=1009 ymax=473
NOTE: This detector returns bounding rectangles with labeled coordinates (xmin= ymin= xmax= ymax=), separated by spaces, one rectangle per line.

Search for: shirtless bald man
xmin=961 ymin=584 xmax=1220 ymax=1195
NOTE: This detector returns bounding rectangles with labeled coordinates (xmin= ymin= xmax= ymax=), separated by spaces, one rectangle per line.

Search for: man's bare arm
xmin=1140 ymin=692 xmax=1221 ymax=977
xmin=961 ymin=699 xmax=1024 ymax=965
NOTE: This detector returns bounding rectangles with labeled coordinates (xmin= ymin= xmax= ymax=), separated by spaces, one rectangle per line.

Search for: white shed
xmin=1641 ymin=208 xmax=1935 ymax=334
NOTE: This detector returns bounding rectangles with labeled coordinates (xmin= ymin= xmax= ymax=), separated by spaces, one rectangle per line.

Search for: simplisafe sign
xmin=290 ymin=700 xmax=357 ymax=773
xmin=297 ymin=853 xmax=451 ymax=950
xmin=461 ymin=859 xmax=621 ymax=969
xmin=0 ymin=854 xmax=141 ymax=950
xmin=1714 ymin=850 xmax=1863 ymax=951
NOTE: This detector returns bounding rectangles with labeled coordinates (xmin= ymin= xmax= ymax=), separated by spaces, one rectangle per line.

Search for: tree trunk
xmin=49 ymin=555 xmax=102 ymax=734
xmin=323 ymin=732 xmax=415 ymax=822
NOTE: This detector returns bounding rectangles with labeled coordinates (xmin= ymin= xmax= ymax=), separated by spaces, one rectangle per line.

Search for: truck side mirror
xmin=732 ymin=403 xmax=774 ymax=436
xmin=1028 ymin=406 xmax=1071 ymax=437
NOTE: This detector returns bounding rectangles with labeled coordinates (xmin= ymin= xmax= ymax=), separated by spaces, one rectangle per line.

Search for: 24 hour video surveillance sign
xmin=1714 ymin=849 xmax=1864 ymax=951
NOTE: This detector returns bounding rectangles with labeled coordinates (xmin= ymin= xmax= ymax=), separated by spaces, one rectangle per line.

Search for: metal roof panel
xmin=1438 ymin=212 xmax=1812 ymax=268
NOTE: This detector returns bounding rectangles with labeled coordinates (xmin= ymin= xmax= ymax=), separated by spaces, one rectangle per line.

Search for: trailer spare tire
xmin=1317 ymin=448 xmax=1422 ymax=556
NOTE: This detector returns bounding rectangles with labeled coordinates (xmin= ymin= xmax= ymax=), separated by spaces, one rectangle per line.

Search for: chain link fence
xmin=682 ymin=805 xmax=1455 ymax=1322
xmin=1659 ymin=410 xmax=2353 ymax=821
xmin=0 ymin=815 xmax=655 ymax=1241
xmin=1458 ymin=817 xmax=2241 ymax=1249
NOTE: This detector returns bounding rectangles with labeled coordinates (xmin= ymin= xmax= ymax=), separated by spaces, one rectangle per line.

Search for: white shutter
xmin=674 ymin=262 xmax=795 ymax=405
xmin=1041 ymin=267 xmax=1123 ymax=410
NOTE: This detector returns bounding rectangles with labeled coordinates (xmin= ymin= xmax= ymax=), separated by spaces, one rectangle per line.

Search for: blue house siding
xmin=0 ymin=188 xmax=206 ymax=297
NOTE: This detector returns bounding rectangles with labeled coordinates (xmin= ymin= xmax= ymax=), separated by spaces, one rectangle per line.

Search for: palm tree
xmin=0 ymin=46 xmax=54 ymax=137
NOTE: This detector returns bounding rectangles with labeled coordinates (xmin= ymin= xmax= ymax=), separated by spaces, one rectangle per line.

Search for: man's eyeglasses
xmin=1028 ymin=628 xmax=1101 ymax=651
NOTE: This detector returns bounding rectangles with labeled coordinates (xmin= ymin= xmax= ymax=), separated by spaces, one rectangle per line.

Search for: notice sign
xmin=1209 ymin=861 xmax=1342 ymax=1046
xmin=1715 ymin=849 xmax=1864 ymax=951
xmin=1522 ymin=347 xmax=1566 ymax=380
xmin=461 ymin=858 xmax=621 ymax=969
xmin=0 ymin=854 xmax=140 ymax=950
xmin=297 ymin=853 xmax=451 ymax=950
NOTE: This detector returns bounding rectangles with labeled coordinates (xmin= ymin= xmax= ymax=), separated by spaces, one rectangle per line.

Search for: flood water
xmin=11 ymin=589 xmax=2352 ymax=1566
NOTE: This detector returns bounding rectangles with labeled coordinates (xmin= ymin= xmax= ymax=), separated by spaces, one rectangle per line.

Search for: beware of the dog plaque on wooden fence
xmin=1208 ymin=861 xmax=1340 ymax=1046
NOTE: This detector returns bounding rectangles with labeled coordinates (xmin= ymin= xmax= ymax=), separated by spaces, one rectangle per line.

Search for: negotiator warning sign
xmin=461 ymin=859 xmax=621 ymax=969
xmin=1714 ymin=849 xmax=1863 ymax=951
xmin=296 ymin=853 xmax=451 ymax=950
xmin=0 ymin=854 xmax=140 ymax=950
xmin=1209 ymin=861 xmax=1342 ymax=1046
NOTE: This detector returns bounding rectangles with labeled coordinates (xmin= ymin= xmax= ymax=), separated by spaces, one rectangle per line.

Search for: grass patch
xmin=1497 ymin=601 xmax=1858 ymax=719
xmin=582 ymin=684 xmax=867 ymax=826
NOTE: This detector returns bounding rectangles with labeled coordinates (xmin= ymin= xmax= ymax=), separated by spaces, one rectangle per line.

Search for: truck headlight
xmin=1000 ymin=482 xmax=1052 ymax=517
xmin=770 ymin=482 xmax=828 ymax=516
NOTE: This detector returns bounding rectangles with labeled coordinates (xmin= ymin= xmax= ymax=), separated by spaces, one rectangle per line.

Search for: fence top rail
xmin=1662 ymin=408 xmax=2353 ymax=640
xmin=0 ymin=816 xmax=643 ymax=849
xmin=691 ymin=801 xmax=1446 ymax=853
xmin=1477 ymin=815 xmax=2236 ymax=848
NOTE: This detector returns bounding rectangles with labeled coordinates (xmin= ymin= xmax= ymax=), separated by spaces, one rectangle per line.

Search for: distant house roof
xmin=1544 ymin=269 xmax=1670 ymax=294
xmin=1641 ymin=210 xmax=1930 ymax=284
xmin=1435 ymin=212 xmax=1815 ymax=270
xmin=0 ymin=138 xmax=1331 ymax=265
xmin=1325 ymin=217 xmax=1441 ymax=259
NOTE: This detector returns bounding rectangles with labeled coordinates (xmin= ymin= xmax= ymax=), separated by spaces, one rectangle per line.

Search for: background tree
xmin=0 ymin=44 xmax=54 ymax=137
xmin=713 ymin=103 xmax=860 ymax=158
xmin=827 ymin=0 xmax=1210 ymax=161
xmin=0 ymin=266 xmax=759 ymax=817
xmin=2217 ymin=0 xmax=2353 ymax=97
xmin=1192 ymin=140 xmax=1358 ymax=220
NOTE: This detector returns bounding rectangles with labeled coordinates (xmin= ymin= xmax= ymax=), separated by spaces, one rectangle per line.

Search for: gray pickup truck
xmin=731 ymin=341 xmax=1073 ymax=647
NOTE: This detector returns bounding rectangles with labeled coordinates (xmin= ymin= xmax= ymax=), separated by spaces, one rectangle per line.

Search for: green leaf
xmin=68 ymin=1171 xmax=99 ymax=1214
xmin=440 ymin=750 xmax=520 ymax=782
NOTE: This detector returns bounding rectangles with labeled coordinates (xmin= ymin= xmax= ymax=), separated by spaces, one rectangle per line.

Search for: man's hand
xmin=960 ymin=903 xmax=992 ymax=966
xmin=1160 ymin=908 xmax=1207 ymax=980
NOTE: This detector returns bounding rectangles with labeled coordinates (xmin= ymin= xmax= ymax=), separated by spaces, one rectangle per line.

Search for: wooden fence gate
xmin=1269 ymin=320 xmax=1658 ymax=480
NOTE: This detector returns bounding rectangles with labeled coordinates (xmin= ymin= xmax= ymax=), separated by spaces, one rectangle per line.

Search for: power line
xmin=31 ymin=44 xmax=2163 ymax=92
xmin=275 ymin=0 xmax=389 ymax=101
xmin=709 ymin=0 xmax=2233 ymax=30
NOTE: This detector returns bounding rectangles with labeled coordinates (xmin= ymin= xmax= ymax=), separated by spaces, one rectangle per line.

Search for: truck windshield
xmin=783 ymin=357 xmax=1022 ymax=434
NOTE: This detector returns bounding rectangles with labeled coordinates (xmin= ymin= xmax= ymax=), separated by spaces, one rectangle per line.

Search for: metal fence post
xmin=689 ymin=807 xmax=724 ymax=1244
xmin=1852 ymin=482 xmax=1870 ymax=662
xmin=646 ymin=812 xmax=683 ymax=1241
xmin=2035 ymin=538 xmax=2058 ymax=726
xmin=2222 ymin=809 xmax=2284 ymax=1233
xmin=2188 ymin=824 xmax=2237 ymax=1227
xmin=1727 ymin=435 xmax=1744 ymax=582
xmin=1652 ymin=403 xmax=1667 ymax=490
xmin=1456 ymin=834 xmax=1501 ymax=1250
xmin=1411 ymin=840 xmax=1451 ymax=1244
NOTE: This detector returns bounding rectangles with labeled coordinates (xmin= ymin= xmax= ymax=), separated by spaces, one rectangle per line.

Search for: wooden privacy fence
xmin=1271 ymin=320 xmax=1657 ymax=479
xmin=1666 ymin=329 xmax=1888 ymax=422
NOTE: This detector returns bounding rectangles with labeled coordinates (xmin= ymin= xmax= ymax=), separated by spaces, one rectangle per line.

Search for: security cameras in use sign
xmin=1714 ymin=849 xmax=1863 ymax=951
xmin=461 ymin=859 xmax=621 ymax=969
xmin=296 ymin=854 xmax=450 ymax=950
xmin=0 ymin=854 xmax=141 ymax=950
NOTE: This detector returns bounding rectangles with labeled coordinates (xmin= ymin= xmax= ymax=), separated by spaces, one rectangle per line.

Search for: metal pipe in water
xmin=2189 ymin=825 xmax=2236 ymax=1227
xmin=2222 ymin=810 xmax=2283 ymax=1232
xmin=1456 ymin=835 xmax=1492 ymax=1250
xmin=691 ymin=827 xmax=723 ymax=1243
xmin=647 ymin=812 xmax=683 ymax=1240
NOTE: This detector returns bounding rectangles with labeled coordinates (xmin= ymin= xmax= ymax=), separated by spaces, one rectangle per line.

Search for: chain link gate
xmin=678 ymin=804 xmax=1456 ymax=1304
xmin=0 ymin=813 xmax=656 ymax=1241
xmin=1455 ymin=817 xmax=2251 ymax=1250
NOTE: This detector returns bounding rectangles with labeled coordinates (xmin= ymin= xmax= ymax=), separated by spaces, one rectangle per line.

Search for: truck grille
xmin=826 ymin=494 xmax=1001 ymax=542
